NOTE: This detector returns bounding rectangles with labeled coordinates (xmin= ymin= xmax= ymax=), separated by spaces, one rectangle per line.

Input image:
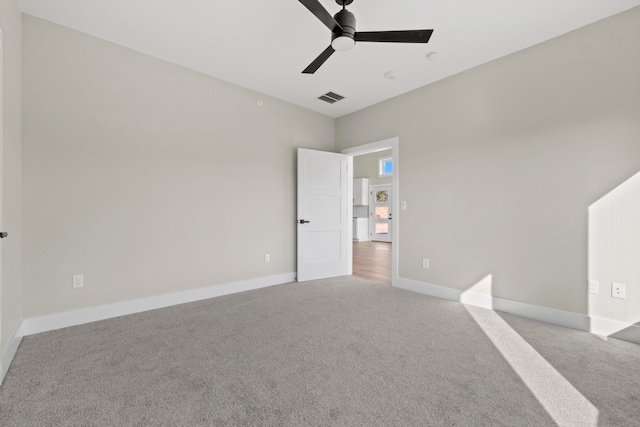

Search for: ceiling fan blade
xmin=355 ymin=29 xmax=434 ymax=43
xmin=299 ymin=0 xmax=343 ymax=32
xmin=302 ymin=46 xmax=336 ymax=74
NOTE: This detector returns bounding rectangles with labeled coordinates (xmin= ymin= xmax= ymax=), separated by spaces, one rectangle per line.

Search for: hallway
xmin=352 ymin=241 xmax=392 ymax=285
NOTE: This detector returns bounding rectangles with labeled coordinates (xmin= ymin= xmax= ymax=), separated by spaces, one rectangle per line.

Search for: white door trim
xmin=341 ymin=137 xmax=399 ymax=285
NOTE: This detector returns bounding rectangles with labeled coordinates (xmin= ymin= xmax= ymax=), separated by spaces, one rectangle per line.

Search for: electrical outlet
xmin=422 ymin=258 xmax=429 ymax=269
xmin=73 ymin=275 xmax=84 ymax=288
xmin=264 ymin=254 xmax=270 ymax=263
xmin=611 ymin=283 xmax=626 ymax=299
xmin=588 ymin=280 xmax=599 ymax=294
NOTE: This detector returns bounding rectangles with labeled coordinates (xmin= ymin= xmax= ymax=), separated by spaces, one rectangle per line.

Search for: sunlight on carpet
xmin=464 ymin=304 xmax=599 ymax=427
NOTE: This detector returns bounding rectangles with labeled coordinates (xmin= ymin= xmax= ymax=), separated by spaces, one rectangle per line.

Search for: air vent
xmin=318 ymin=91 xmax=345 ymax=104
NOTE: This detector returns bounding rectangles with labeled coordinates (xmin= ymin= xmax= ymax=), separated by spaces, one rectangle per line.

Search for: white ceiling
xmin=20 ymin=0 xmax=640 ymax=118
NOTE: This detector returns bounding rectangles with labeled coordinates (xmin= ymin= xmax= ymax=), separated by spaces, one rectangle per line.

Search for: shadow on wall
xmin=588 ymin=170 xmax=640 ymax=338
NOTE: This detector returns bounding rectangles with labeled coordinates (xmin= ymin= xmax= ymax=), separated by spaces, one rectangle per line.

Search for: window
xmin=378 ymin=157 xmax=393 ymax=177
xmin=375 ymin=206 xmax=389 ymax=219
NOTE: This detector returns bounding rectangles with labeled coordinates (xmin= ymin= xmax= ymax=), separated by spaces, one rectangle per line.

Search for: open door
xmin=297 ymin=148 xmax=349 ymax=282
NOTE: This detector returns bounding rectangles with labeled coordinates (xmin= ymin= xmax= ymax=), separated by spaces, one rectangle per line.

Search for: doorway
xmin=341 ymin=137 xmax=399 ymax=286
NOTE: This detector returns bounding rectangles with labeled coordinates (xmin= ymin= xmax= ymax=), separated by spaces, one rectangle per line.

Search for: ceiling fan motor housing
xmin=332 ymin=9 xmax=356 ymax=43
xmin=299 ymin=0 xmax=433 ymax=73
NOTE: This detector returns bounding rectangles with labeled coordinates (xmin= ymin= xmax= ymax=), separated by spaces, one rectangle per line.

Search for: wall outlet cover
xmin=611 ymin=282 xmax=626 ymax=299
xmin=72 ymin=275 xmax=84 ymax=288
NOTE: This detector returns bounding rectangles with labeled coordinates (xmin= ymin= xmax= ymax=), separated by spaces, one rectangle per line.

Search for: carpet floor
xmin=1 ymin=276 xmax=639 ymax=426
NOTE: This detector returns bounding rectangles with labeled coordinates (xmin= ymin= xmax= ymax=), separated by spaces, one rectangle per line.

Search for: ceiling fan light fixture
xmin=331 ymin=35 xmax=355 ymax=51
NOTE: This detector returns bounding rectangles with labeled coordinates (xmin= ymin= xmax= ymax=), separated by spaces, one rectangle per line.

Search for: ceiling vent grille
xmin=318 ymin=91 xmax=345 ymax=104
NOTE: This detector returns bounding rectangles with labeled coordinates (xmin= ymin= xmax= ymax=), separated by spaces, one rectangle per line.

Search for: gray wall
xmin=336 ymin=7 xmax=640 ymax=316
xmin=13 ymin=6 xmax=640 ymax=333
xmin=353 ymin=149 xmax=392 ymax=186
xmin=22 ymin=15 xmax=335 ymax=318
xmin=0 ymin=0 xmax=23 ymax=353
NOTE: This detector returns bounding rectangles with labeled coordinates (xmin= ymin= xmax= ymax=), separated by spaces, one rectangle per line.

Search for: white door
xmin=297 ymin=148 xmax=349 ymax=282
xmin=0 ymin=29 xmax=3 ymax=305
xmin=370 ymin=184 xmax=392 ymax=243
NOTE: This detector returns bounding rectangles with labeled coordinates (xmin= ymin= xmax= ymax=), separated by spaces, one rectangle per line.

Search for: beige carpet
xmin=1 ymin=276 xmax=639 ymax=426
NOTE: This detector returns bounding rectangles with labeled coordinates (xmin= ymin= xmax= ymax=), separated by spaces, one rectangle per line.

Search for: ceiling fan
xmin=299 ymin=0 xmax=434 ymax=74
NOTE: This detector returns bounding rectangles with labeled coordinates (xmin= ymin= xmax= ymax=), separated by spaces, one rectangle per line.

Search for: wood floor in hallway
xmin=353 ymin=241 xmax=392 ymax=285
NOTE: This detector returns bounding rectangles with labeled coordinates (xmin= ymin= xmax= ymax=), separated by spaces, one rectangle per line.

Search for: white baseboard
xmin=460 ymin=291 xmax=494 ymax=308
xmin=13 ymin=273 xmax=639 ymax=353
xmin=391 ymin=276 xmax=638 ymax=344
xmin=1 ymin=331 xmax=23 ymax=385
xmin=480 ymin=294 xmax=590 ymax=332
xmin=590 ymin=316 xmax=640 ymax=345
xmin=18 ymin=272 xmax=296 ymax=337
xmin=394 ymin=277 xmax=462 ymax=302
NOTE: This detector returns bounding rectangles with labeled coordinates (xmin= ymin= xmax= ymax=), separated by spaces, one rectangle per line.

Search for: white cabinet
xmin=353 ymin=218 xmax=369 ymax=242
xmin=353 ymin=178 xmax=369 ymax=205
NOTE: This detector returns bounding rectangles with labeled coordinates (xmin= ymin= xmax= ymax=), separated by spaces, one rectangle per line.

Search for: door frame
xmin=341 ymin=137 xmax=399 ymax=285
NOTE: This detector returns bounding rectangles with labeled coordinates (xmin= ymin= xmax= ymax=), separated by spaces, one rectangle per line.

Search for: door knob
xmin=0 ymin=232 xmax=7 ymax=238
xmin=299 ymin=219 xmax=310 ymax=224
